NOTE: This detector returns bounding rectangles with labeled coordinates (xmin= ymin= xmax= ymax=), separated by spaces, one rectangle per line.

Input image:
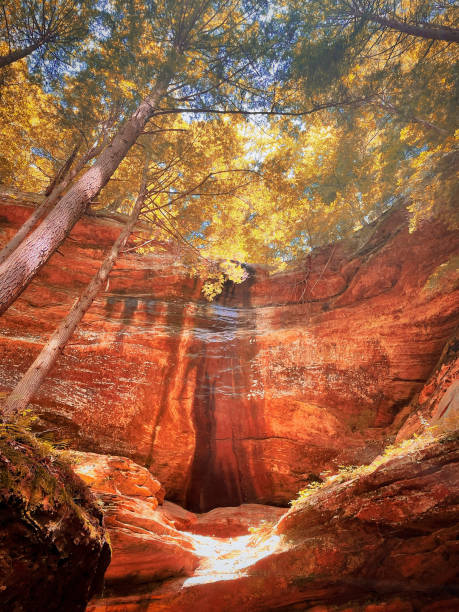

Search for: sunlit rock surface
xmin=71 ymin=450 xmax=165 ymax=501
xmin=71 ymin=451 xmax=286 ymax=604
xmin=86 ymin=434 xmax=458 ymax=611
xmin=0 ymin=199 xmax=458 ymax=511
xmin=185 ymin=503 xmax=285 ymax=538
xmin=70 ymin=451 xmax=200 ymax=585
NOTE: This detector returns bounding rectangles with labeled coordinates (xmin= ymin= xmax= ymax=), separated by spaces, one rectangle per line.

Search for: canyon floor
xmin=80 ymin=428 xmax=458 ymax=612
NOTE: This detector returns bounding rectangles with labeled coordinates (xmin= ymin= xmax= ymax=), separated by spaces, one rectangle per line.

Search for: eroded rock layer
xmin=70 ymin=450 xmax=286 ymax=598
xmin=0 ymin=199 xmax=458 ymax=510
xmin=85 ymin=433 xmax=459 ymax=612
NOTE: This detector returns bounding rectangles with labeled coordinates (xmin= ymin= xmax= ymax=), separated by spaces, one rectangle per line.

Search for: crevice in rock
xmin=185 ymin=268 xmax=258 ymax=512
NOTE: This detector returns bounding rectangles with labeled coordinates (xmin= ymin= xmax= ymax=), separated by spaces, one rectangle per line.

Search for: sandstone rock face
xmin=70 ymin=452 xmax=200 ymax=586
xmin=394 ymin=333 xmax=458 ymax=442
xmin=0 ymin=429 xmax=110 ymax=612
xmin=1 ymin=200 xmax=458 ymax=511
xmin=157 ymin=500 xmax=198 ymax=531
xmin=156 ymin=499 xmax=284 ymax=537
xmin=71 ymin=450 xmax=164 ymax=500
xmin=88 ymin=434 xmax=459 ymax=612
xmin=186 ymin=503 xmax=286 ymax=538
xmin=70 ymin=451 xmax=287 ymax=605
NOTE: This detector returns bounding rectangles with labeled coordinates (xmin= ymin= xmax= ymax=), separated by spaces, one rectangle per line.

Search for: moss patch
xmin=0 ymin=425 xmax=111 ymax=612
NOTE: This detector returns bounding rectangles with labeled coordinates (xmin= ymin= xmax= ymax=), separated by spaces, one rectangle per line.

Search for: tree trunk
xmin=0 ymin=131 xmax=112 ymax=266
xmin=1 ymin=176 xmax=149 ymax=421
xmin=0 ymin=39 xmax=46 ymax=68
xmin=0 ymin=71 xmax=171 ymax=316
xmin=366 ymin=14 xmax=459 ymax=43
xmin=0 ymin=193 xmax=58 ymax=266
xmin=44 ymin=143 xmax=80 ymax=196
xmin=0 ymin=146 xmax=80 ymax=266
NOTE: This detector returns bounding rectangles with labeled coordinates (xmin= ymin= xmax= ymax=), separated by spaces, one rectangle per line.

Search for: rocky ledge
xmin=83 ymin=431 xmax=458 ymax=611
xmin=0 ymin=427 xmax=110 ymax=612
xmin=69 ymin=451 xmax=285 ymax=598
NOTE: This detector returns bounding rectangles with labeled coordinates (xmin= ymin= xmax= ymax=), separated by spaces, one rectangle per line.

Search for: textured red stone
xmin=394 ymin=333 xmax=458 ymax=441
xmin=1 ymin=199 xmax=458 ymax=511
xmin=71 ymin=451 xmax=287 ymax=600
xmin=86 ymin=434 xmax=459 ymax=611
xmin=185 ymin=503 xmax=285 ymax=538
xmin=70 ymin=451 xmax=201 ymax=585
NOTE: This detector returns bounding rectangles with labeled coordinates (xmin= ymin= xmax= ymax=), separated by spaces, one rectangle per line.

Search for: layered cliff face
xmin=72 ymin=360 xmax=458 ymax=611
xmin=0 ymin=199 xmax=458 ymax=512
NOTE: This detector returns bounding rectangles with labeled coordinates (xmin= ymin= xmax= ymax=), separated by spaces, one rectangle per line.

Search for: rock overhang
xmin=0 ymin=199 xmax=458 ymax=511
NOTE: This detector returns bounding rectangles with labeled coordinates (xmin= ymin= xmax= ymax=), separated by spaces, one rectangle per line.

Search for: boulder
xmin=71 ymin=452 xmax=200 ymax=588
xmin=0 ymin=429 xmax=110 ymax=612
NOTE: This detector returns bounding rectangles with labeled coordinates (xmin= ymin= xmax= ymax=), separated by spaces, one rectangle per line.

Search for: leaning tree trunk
xmin=0 ymin=128 xmax=114 ymax=266
xmin=1 ymin=176 xmax=149 ymax=422
xmin=0 ymin=190 xmax=60 ymax=266
xmin=0 ymin=145 xmax=80 ymax=266
xmin=0 ymin=70 xmax=171 ymax=316
xmin=0 ymin=39 xmax=47 ymax=68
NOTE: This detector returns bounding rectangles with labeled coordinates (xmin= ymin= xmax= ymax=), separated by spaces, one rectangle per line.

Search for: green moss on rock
xmin=0 ymin=425 xmax=111 ymax=612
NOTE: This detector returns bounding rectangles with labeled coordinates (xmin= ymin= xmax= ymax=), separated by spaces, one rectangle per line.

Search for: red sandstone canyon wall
xmin=86 ymin=433 xmax=459 ymax=612
xmin=0 ymin=199 xmax=458 ymax=511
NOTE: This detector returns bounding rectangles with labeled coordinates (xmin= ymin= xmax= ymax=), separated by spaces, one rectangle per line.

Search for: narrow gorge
xmin=0 ymin=198 xmax=458 ymax=611
xmin=1 ymin=1 xmax=458 ymax=609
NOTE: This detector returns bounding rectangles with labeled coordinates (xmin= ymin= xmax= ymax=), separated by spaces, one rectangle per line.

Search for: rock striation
xmin=85 ymin=433 xmax=459 ymax=611
xmin=0 ymin=199 xmax=458 ymax=511
xmin=394 ymin=331 xmax=458 ymax=442
xmin=69 ymin=451 xmax=286 ymax=607
xmin=70 ymin=451 xmax=201 ymax=587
